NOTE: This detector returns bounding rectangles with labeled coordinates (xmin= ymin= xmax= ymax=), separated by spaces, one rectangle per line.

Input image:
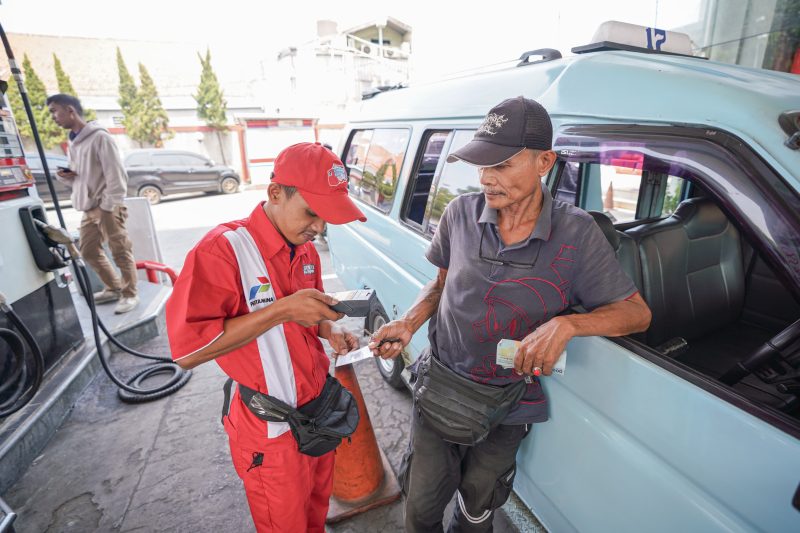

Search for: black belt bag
xmin=414 ymin=349 xmax=526 ymax=446
xmin=228 ymin=375 xmax=360 ymax=457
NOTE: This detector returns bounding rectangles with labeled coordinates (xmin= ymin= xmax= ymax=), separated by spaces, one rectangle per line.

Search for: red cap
xmin=271 ymin=142 xmax=366 ymax=224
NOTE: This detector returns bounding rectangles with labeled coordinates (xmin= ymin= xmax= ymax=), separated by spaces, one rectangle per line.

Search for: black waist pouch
xmin=237 ymin=375 xmax=360 ymax=457
xmin=414 ymin=349 xmax=526 ymax=446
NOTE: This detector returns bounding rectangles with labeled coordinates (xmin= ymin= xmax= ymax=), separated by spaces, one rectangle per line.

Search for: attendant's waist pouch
xmin=236 ymin=375 xmax=360 ymax=457
xmin=414 ymin=348 xmax=526 ymax=446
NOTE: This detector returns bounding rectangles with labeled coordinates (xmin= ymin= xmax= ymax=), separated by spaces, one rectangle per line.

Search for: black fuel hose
xmin=0 ymin=18 xmax=191 ymax=405
xmin=71 ymin=257 xmax=191 ymax=403
xmin=0 ymin=300 xmax=45 ymax=418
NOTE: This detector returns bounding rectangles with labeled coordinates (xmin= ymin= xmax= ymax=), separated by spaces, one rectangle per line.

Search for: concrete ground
xmin=5 ymin=190 xmax=523 ymax=532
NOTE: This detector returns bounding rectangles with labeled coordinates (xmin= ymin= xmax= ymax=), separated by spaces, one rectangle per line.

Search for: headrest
xmin=670 ymin=198 xmax=730 ymax=239
xmin=588 ymin=211 xmax=620 ymax=250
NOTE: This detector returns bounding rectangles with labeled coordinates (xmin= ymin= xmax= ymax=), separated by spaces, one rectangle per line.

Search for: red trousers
xmin=225 ymin=397 xmax=334 ymax=532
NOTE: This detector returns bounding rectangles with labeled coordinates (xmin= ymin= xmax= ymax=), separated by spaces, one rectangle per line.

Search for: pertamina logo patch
xmin=327 ymin=164 xmax=347 ymax=188
xmin=248 ymin=276 xmax=274 ymax=305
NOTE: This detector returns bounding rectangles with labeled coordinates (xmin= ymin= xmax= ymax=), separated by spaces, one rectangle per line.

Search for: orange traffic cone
xmin=326 ymin=362 xmax=401 ymax=523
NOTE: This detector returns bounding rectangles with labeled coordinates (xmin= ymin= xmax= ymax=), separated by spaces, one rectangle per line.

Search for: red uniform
xmin=166 ymin=202 xmax=334 ymax=532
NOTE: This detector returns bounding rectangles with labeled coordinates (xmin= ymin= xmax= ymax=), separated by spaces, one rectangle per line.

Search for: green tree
xmin=53 ymin=53 xmax=96 ymax=121
xmin=22 ymin=54 xmax=63 ymax=149
xmin=194 ymin=48 xmax=229 ymax=164
xmin=128 ymin=63 xmax=171 ymax=147
xmin=116 ymin=48 xmax=138 ymax=135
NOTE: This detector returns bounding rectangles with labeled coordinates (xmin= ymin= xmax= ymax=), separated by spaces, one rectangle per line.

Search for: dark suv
xmin=125 ymin=149 xmax=240 ymax=204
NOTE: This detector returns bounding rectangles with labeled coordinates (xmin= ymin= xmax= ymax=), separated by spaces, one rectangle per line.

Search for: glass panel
xmin=405 ymin=131 xmax=449 ymax=226
xmin=125 ymin=153 xmax=150 ymax=167
xmin=661 ymin=175 xmax=686 ymax=217
xmin=182 ymin=155 xmax=208 ymax=166
xmin=658 ymin=0 xmax=799 ymax=73
xmin=152 ymin=153 xmax=181 ymax=166
xmin=351 ymin=129 xmax=409 ymax=212
xmin=554 ymin=161 xmax=580 ymax=205
xmin=426 ymin=130 xmax=479 ymax=236
xmin=583 ymin=160 xmax=643 ymax=223
xmin=345 ymin=130 xmax=373 ymax=195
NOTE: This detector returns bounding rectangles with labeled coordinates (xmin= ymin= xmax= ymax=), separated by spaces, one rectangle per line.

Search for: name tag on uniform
xmin=496 ymin=338 xmax=567 ymax=375
xmin=303 ymin=264 xmax=315 ymax=275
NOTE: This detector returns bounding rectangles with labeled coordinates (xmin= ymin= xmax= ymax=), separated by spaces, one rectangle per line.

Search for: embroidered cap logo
xmin=477 ymin=113 xmax=509 ymax=136
xmin=248 ymin=276 xmax=271 ymax=300
xmin=327 ymin=164 xmax=348 ymax=188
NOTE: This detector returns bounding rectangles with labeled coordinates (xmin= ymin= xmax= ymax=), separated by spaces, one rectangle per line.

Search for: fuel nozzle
xmin=33 ymin=219 xmax=81 ymax=259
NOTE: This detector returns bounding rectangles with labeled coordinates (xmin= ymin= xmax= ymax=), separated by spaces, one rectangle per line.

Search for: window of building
xmin=344 ymin=128 xmax=410 ymax=213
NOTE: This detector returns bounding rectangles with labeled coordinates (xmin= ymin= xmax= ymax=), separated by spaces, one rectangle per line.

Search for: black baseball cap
xmin=447 ymin=96 xmax=553 ymax=167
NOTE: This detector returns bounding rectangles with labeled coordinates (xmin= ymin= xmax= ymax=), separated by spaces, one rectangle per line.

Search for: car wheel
xmin=369 ymin=309 xmax=405 ymax=389
xmin=139 ymin=185 xmax=162 ymax=205
xmin=220 ymin=176 xmax=239 ymax=194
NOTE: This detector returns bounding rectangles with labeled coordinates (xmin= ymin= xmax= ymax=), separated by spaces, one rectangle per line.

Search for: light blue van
xmin=326 ymin=23 xmax=800 ymax=533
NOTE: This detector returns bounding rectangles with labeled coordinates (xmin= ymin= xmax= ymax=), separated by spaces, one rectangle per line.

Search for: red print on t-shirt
xmin=469 ymin=245 xmax=576 ymax=383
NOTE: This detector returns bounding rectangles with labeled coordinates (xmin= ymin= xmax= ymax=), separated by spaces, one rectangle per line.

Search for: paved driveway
xmin=10 ymin=190 xmax=521 ymax=532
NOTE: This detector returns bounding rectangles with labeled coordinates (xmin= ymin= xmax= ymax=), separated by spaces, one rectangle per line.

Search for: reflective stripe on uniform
xmin=224 ymin=227 xmax=297 ymax=438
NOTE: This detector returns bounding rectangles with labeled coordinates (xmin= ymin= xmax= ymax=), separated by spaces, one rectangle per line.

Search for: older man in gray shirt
xmin=371 ymin=97 xmax=651 ymax=532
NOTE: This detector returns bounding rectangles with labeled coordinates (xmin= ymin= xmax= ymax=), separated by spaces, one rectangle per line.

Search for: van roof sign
xmin=572 ymin=20 xmax=694 ymax=57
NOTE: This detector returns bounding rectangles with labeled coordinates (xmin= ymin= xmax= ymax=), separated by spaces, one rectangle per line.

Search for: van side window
xmin=344 ymin=129 xmax=410 ymax=213
xmin=404 ymin=131 xmax=449 ymax=227
xmin=345 ymin=130 xmax=372 ymax=182
xmin=425 ymin=130 xmax=480 ymax=236
xmin=552 ymin=153 xmax=685 ymax=224
xmin=661 ymin=175 xmax=685 ymax=217
xmin=554 ymin=161 xmax=580 ymax=204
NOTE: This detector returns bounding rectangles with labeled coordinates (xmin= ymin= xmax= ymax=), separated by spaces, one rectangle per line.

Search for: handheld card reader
xmin=329 ymin=289 xmax=376 ymax=317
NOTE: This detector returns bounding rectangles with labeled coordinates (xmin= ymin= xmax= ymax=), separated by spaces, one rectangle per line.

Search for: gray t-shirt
xmin=425 ymin=184 xmax=637 ymax=424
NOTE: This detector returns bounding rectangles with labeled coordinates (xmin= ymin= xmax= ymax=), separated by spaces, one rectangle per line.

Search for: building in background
xmin=0 ymin=33 xmax=264 ymax=179
xmin=1 ymin=7 xmax=793 ymax=184
xmin=272 ymin=17 xmax=413 ymax=148
xmin=0 ymin=20 xmax=414 ymax=182
xmin=668 ymin=0 xmax=799 ymax=73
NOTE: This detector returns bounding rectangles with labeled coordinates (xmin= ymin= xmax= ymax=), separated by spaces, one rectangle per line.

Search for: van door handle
xmin=792 ymin=482 xmax=800 ymax=511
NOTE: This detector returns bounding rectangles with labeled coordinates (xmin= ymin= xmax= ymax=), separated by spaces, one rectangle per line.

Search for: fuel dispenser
xmin=0 ymin=90 xmax=84 ymax=417
xmin=0 ymin=26 xmax=191 ymax=530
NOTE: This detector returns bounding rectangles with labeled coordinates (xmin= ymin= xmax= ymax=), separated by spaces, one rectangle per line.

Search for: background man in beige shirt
xmin=47 ymin=93 xmax=139 ymax=314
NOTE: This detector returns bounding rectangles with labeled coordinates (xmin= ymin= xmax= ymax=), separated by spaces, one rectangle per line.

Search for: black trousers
xmin=400 ymin=409 xmax=529 ymax=533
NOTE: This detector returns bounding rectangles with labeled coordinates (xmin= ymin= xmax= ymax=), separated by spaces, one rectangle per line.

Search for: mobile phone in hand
xmin=57 ymin=166 xmax=74 ymax=173
xmin=329 ymin=289 xmax=376 ymax=317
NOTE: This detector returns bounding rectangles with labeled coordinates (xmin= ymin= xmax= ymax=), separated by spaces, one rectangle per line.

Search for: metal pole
xmin=0 ymin=22 xmax=66 ymax=228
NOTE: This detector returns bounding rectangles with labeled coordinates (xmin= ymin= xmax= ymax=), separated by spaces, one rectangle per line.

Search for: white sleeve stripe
xmin=173 ymin=331 xmax=224 ymax=362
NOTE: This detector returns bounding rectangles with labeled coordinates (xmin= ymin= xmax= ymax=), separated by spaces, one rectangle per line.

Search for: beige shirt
xmin=58 ymin=122 xmax=128 ymax=212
